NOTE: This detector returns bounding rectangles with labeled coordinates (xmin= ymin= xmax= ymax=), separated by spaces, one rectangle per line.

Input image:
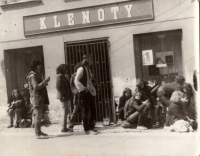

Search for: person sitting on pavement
xmin=7 ymin=89 xmax=25 ymax=128
xmin=122 ymin=91 xmax=151 ymax=130
xmin=56 ymin=64 xmax=72 ymax=133
xmin=166 ymin=91 xmax=194 ymax=127
xmin=135 ymin=79 xmax=157 ymax=128
xmin=118 ymin=88 xmax=132 ymax=121
xmin=182 ymin=83 xmax=197 ymax=130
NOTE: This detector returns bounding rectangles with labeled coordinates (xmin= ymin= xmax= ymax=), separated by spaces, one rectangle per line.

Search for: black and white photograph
xmin=0 ymin=0 xmax=199 ymax=156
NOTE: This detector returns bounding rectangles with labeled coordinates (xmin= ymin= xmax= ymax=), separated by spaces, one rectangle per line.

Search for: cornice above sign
xmin=0 ymin=0 xmax=41 ymax=6
xmin=23 ymin=0 xmax=153 ymax=36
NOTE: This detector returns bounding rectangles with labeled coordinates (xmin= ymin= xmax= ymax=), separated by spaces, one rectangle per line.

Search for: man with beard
xmin=74 ymin=55 xmax=98 ymax=135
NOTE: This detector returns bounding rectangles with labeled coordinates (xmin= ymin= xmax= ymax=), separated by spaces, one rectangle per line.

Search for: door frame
xmin=64 ymin=38 xmax=116 ymax=123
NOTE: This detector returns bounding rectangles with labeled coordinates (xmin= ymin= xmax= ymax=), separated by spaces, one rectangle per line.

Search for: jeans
xmin=60 ymin=99 xmax=71 ymax=130
xmin=126 ymin=107 xmax=149 ymax=127
xmin=35 ymin=106 xmax=43 ymax=136
xmin=78 ymin=91 xmax=95 ymax=131
xmin=8 ymin=109 xmax=22 ymax=126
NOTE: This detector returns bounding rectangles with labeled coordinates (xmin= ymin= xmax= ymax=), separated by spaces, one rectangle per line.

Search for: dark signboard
xmin=24 ymin=0 xmax=153 ymax=36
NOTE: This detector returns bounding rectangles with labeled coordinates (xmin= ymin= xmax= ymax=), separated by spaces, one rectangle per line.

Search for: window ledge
xmin=0 ymin=0 xmax=42 ymax=7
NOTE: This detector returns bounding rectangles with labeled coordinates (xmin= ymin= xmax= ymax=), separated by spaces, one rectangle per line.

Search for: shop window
xmin=0 ymin=0 xmax=41 ymax=6
xmin=134 ymin=30 xmax=183 ymax=84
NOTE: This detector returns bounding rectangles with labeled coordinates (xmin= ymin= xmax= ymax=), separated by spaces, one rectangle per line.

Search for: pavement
xmin=0 ymin=123 xmax=199 ymax=156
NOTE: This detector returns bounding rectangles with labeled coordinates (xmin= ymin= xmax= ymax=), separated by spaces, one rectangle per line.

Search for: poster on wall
xmin=156 ymin=51 xmax=174 ymax=68
xmin=142 ymin=50 xmax=154 ymax=66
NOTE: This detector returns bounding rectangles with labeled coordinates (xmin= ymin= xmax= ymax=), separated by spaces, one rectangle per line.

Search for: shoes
xmin=36 ymin=135 xmax=49 ymax=139
xmin=68 ymin=128 xmax=74 ymax=132
xmin=7 ymin=124 xmax=13 ymax=128
xmin=85 ymin=130 xmax=98 ymax=135
xmin=121 ymin=121 xmax=132 ymax=128
xmin=137 ymin=126 xmax=148 ymax=130
xmin=91 ymin=129 xmax=100 ymax=133
xmin=39 ymin=131 xmax=48 ymax=136
xmin=61 ymin=129 xmax=69 ymax=132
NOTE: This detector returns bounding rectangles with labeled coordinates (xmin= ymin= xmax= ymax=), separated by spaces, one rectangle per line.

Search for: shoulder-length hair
xmin=183 ymin=83 xmax=193 ymax=97
xmin=170 ymin=91 xmax=183 ymax=103
xmin=56 ymin=64 xmax=68 ymax=74
xmin=11 ymin=89 xmax=23 ymax=100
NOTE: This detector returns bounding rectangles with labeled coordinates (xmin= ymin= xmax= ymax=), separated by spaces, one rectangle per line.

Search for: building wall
xmin=0 ymin=0 xmax=199 ymax=107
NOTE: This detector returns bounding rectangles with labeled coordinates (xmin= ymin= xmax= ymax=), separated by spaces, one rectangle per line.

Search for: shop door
xmin=4 ymin=46 xmax=45 ymax=99
xmin=134 ymin=30 xmax=183 ymax=84
xmin=65 ymin=39 xmax=114 ymax=123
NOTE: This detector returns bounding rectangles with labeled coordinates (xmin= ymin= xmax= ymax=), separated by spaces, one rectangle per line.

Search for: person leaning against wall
xmin=7 ymin=89 xmax=25 ymax=128
xmin=56 ymin=64 xmax=72 ymax=132
xmin=27 ymin=59 xmax=50 ymax=139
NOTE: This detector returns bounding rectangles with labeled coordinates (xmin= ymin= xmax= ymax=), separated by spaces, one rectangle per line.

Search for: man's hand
xmin=45 ymin=77 xmax=50 ymax=83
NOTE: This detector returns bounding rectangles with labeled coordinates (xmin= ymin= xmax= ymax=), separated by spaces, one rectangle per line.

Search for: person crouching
xmin=122 ymin=91 xmax=151 ymax=130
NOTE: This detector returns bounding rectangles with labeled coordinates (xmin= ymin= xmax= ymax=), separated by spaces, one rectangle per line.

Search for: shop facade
xmin=0 ymin=0 xmax=199 ymax=123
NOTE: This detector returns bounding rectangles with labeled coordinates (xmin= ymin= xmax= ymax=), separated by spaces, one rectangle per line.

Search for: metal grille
xmin=65 ymin=39 xmax=113 ymax=123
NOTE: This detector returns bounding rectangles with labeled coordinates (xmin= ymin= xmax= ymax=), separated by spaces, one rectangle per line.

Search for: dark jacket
xmin=27 ymin=71 xmax=49 ymax=107
xmin=157 ymin=82 xmax=183 ymax=99
xmin=167 ymin=101 xmax=187 ymax=125
xmin=56 ymin=73 xmax=71 ymax=100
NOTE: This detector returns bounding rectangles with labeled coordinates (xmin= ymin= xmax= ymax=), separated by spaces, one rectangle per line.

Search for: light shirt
xmin=74 ymin=67 xmax=85 ymax=92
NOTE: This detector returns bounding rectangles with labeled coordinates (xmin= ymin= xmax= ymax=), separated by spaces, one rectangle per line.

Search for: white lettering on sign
xmin=82 ymin=11 xmax=90 ymax=24
xmin=53 ymin=15 xmax=61 ymax=28
xmin=111 ymin=6 xmax=119 ymax=20
xmin=67 ymin=13 xmax=75 ymax=26
xmin=98 ymin=9 xmax=105 ymax=21
xmin=39 ymin=17 xmax=47 ymax=29
xmin=124 ymin=4 xmax=132 ymax=18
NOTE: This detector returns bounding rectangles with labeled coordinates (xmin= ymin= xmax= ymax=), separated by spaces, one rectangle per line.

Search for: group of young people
xmin=7 ymin=54 xmax=98 ymax=139
xmin=7 ymin=55 xmax=198 ymax=138
xmin=118 ymin=76 xmax=197 ymax=132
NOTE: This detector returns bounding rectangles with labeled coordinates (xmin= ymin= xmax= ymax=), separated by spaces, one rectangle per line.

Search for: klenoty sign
xmin=24 ymin=0 xmax=153 ymax=36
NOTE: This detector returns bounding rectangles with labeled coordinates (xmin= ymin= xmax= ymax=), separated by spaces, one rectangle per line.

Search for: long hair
xmin=174 ymin=75 xmax=185 ymax=85
xmin=122 ymin=88 xmax=132 ymax=97
xmin=11 ymin=89 xmax=23 ymax=100
xmin=56 ymin=64 xmax=68 ymax=74
xmin=30 ymin=59 xmax=41 ymax=71
xmin=183 ymin=83 xmax=193 ymax=97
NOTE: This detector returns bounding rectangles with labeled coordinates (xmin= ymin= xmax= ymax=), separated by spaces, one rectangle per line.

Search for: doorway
xmin=4 ymin=46 xmax=45 ymax=99
xmin=134 ymin=30 xmax=183 ymax=84
xmin=65 ymin=39 xmax=114 ymax=123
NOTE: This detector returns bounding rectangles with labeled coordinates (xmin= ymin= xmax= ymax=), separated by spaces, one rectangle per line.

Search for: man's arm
xmin=30 ymin=75 xmax=47 ymax=90
xmin=74 ymin=67 xmax=86 ymax=92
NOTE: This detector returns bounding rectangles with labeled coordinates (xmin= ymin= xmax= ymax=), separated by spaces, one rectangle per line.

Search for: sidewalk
xmin=0 ymin=122 xmax=198 ymax=138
